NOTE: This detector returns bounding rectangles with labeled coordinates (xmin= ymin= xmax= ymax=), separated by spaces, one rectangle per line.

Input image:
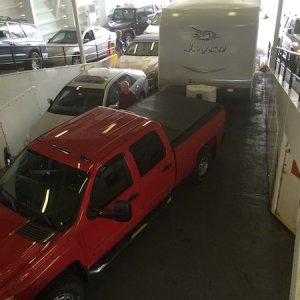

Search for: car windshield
xmin=112 ymin=8 xmax=136 ymax=21
xmin=48 ymin=86 xmax=104 ymax=116
xmin=48 ymin=30 xmax=78 ymax=44
xmin=294 ymin=19 xmax=300 ymax=34
xmin=0 ymin=149 xmax=89 ymax=231
xmin=151 ymin=12 xmax=161 ymax=26
xmin=125 ymin=41 xmax=159 ymax=56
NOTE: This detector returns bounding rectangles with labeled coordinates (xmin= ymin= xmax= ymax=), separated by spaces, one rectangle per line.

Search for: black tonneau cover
xmin=128 ymin=92 xmax=223 ymax=147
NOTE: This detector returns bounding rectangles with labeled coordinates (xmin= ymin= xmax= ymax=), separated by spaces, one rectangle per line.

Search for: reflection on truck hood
xmin=107 ymin=20 xmax=133 ymax=30
xmin=0 ymin=205 xmax=44 ymax=289
xmin=29 ymin=111 xmax=73 ymax=142
xmin=117 ymin=56 xmax=158 ymax=74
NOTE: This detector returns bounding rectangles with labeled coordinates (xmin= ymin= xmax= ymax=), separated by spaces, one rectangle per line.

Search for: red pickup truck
xmin=0 ymin=92 xmax=225 ymax=299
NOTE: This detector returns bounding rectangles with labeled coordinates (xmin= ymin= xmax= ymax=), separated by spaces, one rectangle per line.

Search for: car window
xmin=113 ymin=8 xmax=136 ymax=21
xmin=130 ymin=131 xmax=166 ymax=176
xmin=125 ymin=41 xmax=158 ymax=56
xmin=106 ymin=81 xmax=121 ymax=106
xmin=137 ymin=8 xmax=146 ymax=19
xmin=121 ymin=74 xmax=136 ymax=86
xmin=20 ymin=24 xmax=42 ymax=39
xmin=7 ymin=22 xmax=26 ymax=38
xmin=84 ymin=30 xmax=95 ymax=42
xmin=48 ymin=86 xmax=104 ymax=116
xmin=89 ymin=154 xmax=133 ymax=211
xmin=0 ymin=22 xmax=9 ymax=38
xmin=49 ymin=31 xmax=77 ymax=44
xmin=295 ymin=19 xmax=300 ymax=34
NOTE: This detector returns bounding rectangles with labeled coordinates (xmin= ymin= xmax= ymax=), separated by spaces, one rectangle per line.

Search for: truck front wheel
xmin=192 ymin=147 xmax=212 ymax=184
xmin=38 ymin=273 xmax=85 ymax=300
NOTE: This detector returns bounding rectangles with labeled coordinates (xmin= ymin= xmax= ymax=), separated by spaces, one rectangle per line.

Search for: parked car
xmin=104 ymin=4 xmax=159 ymax=46
xmin=280 ymin=14 xmax=300 ymax=53
xmin=117 ymin=34 xmax=159 ymax=89
xmin=26 ymin=67 xmax=148 ymax=142
xmin=144 ymin=10 xmax=161 ymax=34
xmin=0 ymin=16 xmax=47 ymax=70
xmin=47 ymin=26 xmax=116 ymax=66
xmin=279 ymin=14 xmax=300 ymax=73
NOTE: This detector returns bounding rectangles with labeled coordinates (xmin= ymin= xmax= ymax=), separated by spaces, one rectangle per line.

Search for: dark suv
xmin=104 ymin=4 xmax=159 ymax=46
xmin=0 ymin=17 xmax=47 ymax=70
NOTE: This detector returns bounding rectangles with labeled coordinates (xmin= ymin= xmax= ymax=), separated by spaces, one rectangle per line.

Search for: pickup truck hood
xmin=107 ymin=20 xmax=133 ymax=30
xmin=117 ymin=56 xmax=158 ymax=74
xmin=29 ymin=111 xmax=73 ymax=142
xmin=0 ymin=205 xmax=46 ymax=288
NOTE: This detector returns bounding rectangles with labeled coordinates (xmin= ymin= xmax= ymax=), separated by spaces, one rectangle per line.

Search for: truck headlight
xmin=146 ymin=71 xmax=157 ymax=80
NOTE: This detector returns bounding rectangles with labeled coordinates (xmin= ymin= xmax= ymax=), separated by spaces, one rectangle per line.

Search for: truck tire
xmin=124 ymin=33 xmax=133 ymax=47
xmin=192 ymin=147 xmax=212 ymax=184
xmin=38 ymin=273 xmax=85 ymax=300
xmin=25 ymin=51 xmax=42 ymax=70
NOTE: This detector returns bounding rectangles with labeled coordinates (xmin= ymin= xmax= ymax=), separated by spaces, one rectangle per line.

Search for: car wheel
xmin=192 ymin=147 xmax=212 ymax=184
xmin=37 ymin=273 xmax=85 ymax=300
xmin=139 ymin=93 xmax=145 ymax=101
xmin=25 ymin=51 xmax=42 ymax=70
xmin=72 ymin=55 xmax=81 ymax=65
xmin=124 ymin=33 xmax=133 ymax=47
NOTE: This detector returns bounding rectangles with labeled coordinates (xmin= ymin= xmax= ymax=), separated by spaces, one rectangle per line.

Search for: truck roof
xmin=29 ymin=107 xmax=154 ymax=172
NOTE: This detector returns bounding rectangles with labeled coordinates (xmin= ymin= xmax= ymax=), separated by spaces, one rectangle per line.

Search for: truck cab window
xmin=130 ymin=131 xmax=166 ymax=176
xmin=90 ymin=154 xmax=132 ymax=210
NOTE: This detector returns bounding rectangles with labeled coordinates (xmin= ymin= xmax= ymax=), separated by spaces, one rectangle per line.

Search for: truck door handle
xmin=128 ymin=192 xmax=139 ymax=202
xmin=162 ymin=163 xmax=172 ymax=173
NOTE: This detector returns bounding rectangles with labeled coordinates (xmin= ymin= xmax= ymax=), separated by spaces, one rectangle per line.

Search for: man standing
xmin=118 ymin=81 xmax=138 ymax=109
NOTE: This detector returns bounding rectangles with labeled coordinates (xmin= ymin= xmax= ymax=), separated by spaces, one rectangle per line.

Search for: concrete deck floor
xmin=86 ymin=71 xmax=294 ymax=299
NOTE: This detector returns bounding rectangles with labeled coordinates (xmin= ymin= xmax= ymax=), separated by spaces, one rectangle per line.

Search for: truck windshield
xmin=0 ymin=149 xmax=89 ymax=231
xmin=112 ymin=8 xmax=135 ymax=21
xmin=48 ymin=86 xmax=104 ymax=116
xmin=48 ymin=30 xmax=78 ymax=44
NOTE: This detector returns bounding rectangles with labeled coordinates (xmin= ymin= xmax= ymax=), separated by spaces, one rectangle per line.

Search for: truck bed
xmin=128 ymin=92 xmax=224 ymax=147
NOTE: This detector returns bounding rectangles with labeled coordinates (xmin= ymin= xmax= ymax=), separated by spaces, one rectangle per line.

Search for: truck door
xmin=129 ymin=130 xmax=175 ymax=212
xmin=82 ymin=153 xmax=144 ymax=262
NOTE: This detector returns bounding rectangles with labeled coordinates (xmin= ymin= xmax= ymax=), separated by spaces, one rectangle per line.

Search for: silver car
xmin=26 ymin=67 xmax=148 ymax=143
xmin=117 ymin=34 xmax=159 ymax=90
xmin=47 ymin=26 xmax=116 ymax=66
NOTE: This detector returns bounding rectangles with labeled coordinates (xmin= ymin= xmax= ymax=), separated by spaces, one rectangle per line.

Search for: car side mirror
xmin=47 ymin=98 xmax=54 ymax=106
xmin=288 ymin=28 xmax=293 ymax=34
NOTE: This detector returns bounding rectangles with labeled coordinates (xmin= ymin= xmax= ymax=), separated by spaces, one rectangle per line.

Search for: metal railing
xmin=268 ymin=42 xmax=300 ymax=101
xmin=0 ymin=43 xmax=116 ymax=72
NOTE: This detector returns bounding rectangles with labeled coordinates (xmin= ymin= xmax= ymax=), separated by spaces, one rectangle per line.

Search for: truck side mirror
xmin=87 ymin=200 xmax=132 ymax=222
xmin=47 ymin=98 xmax=54 ymax=106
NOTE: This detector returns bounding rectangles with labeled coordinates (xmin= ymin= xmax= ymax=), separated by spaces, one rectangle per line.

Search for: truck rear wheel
xmin=38 ymin=272 xmax=85 ymax=300
xmin=192 ymin=147 xmax=212 ymax=184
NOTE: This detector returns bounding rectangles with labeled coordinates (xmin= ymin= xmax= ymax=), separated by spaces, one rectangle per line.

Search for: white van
xmin=159 ymin=0 xmax=260 ymax=98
